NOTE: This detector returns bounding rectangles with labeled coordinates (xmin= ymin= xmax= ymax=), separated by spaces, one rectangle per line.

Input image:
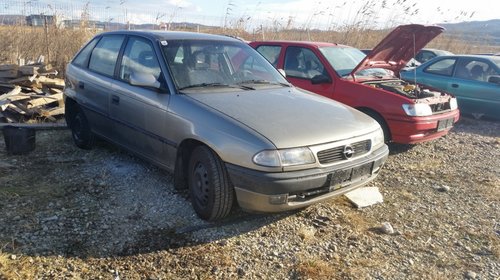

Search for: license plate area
xmin=437 ymin=118 xmax=454 ymax=131
xmin=327 ymin=162 xmax=373 ymax=190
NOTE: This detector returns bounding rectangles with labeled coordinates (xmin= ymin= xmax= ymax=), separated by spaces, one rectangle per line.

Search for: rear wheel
xmin=188 ymin=146 xmax=233 ymax=221
xmin=70 ymin=109 xmax=94 ymax=150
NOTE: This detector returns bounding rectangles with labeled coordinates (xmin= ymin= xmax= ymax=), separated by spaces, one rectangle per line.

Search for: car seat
xmin=455 ymin=65 xmax=471 ymax=80
xmin=186 ymin=50 xmax=224 ymax=85
xmin=284 ymin=48 xmax=306 ymax=78
xmin=470 ymin=65 xmax=485 ymax=81
xmin=137 ymin=50 xmax=161 ymax=79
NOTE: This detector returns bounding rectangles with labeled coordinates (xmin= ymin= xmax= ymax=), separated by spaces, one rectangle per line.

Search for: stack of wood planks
xmin=0 ymin=58 xmax=65 ymax=123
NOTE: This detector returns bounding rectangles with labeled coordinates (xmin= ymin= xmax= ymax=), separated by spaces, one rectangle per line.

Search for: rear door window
xmin=255 ymin=45 xmax=282 ymax=67
xmin=416 ymin=50 xmax=436 ymax=63
xmin=88 ymin=35 xmax=125 ymax=77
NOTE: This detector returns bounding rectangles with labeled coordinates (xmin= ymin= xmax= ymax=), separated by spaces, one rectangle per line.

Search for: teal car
xmin=400 ymin=55 xmax=500 ymax=120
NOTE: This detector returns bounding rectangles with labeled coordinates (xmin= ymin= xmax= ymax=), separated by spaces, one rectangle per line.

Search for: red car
xmin=250 ymin=24 xmax=460 ymax=144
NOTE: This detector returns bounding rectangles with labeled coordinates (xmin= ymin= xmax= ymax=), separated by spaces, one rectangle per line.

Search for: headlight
xmin=372 ymin=128 xmax=385 ymax=148
xmin=253 ymin=147 xmax=315 ymax=167
xmin=449 ymin=98 xmax=458 ymax=110
xmin=402 ymin=103 xmax=432 ymax=116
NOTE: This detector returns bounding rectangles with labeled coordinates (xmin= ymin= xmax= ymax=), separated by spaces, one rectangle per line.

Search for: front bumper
xmin=226 ymin=144 xmax=389 ymax=213
xmin=387 ymin=110 xmax=460 ymax=144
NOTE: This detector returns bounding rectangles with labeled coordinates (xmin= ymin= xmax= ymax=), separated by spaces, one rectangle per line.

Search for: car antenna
xmin=413 ymin=33 xmax=419 ymax=93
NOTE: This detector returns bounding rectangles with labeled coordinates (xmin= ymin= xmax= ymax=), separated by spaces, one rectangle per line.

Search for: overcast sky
xmin=1 ymin=0 xmax=498 ymax=28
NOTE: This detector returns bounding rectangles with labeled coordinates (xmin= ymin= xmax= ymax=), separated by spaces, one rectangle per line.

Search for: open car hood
xmin=351 ymin=24 xmax=444 ymax=75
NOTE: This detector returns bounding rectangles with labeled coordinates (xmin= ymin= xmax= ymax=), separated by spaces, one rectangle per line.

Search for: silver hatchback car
xmin=64 ymin=31 xmax=389 ymax=220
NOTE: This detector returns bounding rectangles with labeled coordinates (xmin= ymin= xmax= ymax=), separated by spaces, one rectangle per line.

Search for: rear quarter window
xmin=255 ymin=45 xmax=282 ymax=67
xmin=72 ymin=37 xmax=100 ymax=68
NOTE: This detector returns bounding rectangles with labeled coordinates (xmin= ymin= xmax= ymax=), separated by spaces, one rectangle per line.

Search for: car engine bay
xmin=364 ymin=80 xmax=443 ymax=99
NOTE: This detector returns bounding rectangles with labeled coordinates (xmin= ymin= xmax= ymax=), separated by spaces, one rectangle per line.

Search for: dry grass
xmin=330 ymin=196 xmax=375 ymax=232
xmin=294 ymin=257 xmax=339 ymax=279
xmin=0 ymin=17 xmax=497 ymax=73
xmin=0 ymin=253 xmax=36 ymax=280
xmin=0 ymin=25 xmax=95 ymax=72
xmin=297 ymin=226 xmax=317 ymax=241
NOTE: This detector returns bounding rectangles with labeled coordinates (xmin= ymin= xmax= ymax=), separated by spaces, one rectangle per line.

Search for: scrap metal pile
xmin=0 ymin=57 xmax=65 ymax=123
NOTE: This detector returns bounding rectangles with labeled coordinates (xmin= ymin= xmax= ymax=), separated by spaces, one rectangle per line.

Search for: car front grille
xmin=430 ymin=102 xmax=451 ymax=113
xmin=317 ymin=139 xmax=371 ymax=164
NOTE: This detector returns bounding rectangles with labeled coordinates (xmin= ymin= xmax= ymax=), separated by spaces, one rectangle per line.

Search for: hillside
xmin=440 ymin=19 xmax=500 ymax=45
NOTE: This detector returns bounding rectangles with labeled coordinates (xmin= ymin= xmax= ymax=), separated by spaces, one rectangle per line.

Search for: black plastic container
xmin=3 ymin=126 xmax=36 ymax=155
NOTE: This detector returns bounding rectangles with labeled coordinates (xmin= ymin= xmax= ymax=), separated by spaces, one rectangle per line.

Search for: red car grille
xmin=430 ymin=102 xmax=451 ymax=113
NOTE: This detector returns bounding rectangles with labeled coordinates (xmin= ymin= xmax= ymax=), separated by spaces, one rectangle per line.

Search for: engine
xmin=365 ymin=80 xmax=442 ymax=99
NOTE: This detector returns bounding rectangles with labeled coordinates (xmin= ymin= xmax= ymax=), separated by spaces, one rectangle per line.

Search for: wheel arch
xmin=173 ymin=138 xmax=210 ymax=190
xmin=356 ymin=107 xmax=391 ymax=142
xmin=64 ymin=97 xmax=79 ymax=128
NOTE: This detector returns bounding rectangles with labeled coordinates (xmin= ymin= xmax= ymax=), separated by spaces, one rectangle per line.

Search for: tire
xmin=361 ymin=109 xmax=390 ymax=143
xmin=188 ymin=146 xmax=233 ymax=221
xmin=70 ymin=109 xmax=94 ymax=150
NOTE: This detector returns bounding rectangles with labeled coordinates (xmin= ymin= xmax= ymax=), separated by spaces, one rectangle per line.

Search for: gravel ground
xmin=0 ymin=117 xmax=499 ymax=279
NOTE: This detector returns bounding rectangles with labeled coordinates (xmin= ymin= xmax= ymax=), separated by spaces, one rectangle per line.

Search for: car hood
xmin=186 ymin=87 xmax=379 ymax=149
xmin=352 ymin=24 xmax=444 ymax=75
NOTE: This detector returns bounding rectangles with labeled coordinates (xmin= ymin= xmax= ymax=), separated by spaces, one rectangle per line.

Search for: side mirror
xmin=311 ymin=74 xmax=332 ymax=85
xmin=488 ymin=75 xmax=500 ymax=85
xmin=130 ymin=72 xmax=161 ymax=89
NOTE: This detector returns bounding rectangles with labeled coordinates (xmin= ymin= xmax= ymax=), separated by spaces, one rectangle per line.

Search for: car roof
xmin=433 ymin=54 xmax=498 ymax=59
xmin=424 ymin=54 xmax=500 ymax=67
xmin=420 ymin=48 xmax=453 ymax=54
xmin=95 ymin=30 xmax=240 ymax=42
xmin=251 ymin=40 xmax=349 ymax=48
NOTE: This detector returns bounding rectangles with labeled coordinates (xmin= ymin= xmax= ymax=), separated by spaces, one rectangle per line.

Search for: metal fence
xmin=0 ymin=0 xmax=236 ymax=30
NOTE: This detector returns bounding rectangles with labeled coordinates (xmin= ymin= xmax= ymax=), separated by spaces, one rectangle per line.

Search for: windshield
xmin=161 ymin=39 xmax=289 ymax=91
xmin=490 ymin=56 xmax=500 ymax=69
xmin=319 ymin=46 xmax=393 ymax=78
xmin=319 ymin=46 xmax=365 ymax=76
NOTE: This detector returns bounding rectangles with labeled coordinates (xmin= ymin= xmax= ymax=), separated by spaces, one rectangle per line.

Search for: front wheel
xmin=70 ymin=109 xmax=94 ymax=150
xmin=188 ymin=146 xmax=234 ymax=221
xmin=361 ymin=109 xmax=390 ymax=143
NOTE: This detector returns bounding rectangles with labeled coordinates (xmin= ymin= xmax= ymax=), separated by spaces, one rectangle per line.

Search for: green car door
xmin=450 ymin=57 xmax=500 ymax=120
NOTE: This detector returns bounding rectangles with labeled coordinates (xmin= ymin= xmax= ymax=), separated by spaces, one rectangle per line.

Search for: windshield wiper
xmin=179 ymin=82 xmax=253 ymax=91
xmin=237 ymin=79 xmax=291 ymax=87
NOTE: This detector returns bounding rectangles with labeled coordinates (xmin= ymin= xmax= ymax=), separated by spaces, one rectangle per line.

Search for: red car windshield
xmin=319 ymin=46 xmax=393 ymax=78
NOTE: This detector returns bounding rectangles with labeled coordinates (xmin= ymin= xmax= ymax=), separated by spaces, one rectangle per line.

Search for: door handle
xmin=451 ymin=84 xmax=459 ymax=88
xmin=111 ymin=95 xmax=120 ymax=105
xmin=78 ymin=81 xmax=84 ymax=89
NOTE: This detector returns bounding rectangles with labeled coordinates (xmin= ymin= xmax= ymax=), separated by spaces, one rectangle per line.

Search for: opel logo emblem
xmin=343 ymin=145 xmax=354 ymax=159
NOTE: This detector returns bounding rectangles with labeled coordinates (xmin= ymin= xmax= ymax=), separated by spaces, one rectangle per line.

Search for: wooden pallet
xmin=0 ymin=59 xmax=65 ymax=124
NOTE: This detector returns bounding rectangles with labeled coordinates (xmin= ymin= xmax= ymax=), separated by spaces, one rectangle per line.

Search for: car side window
xmin=453 ymin=59 xmax=494 ymax=82
xmin=88 ymin=35 xmax=125 ymax=77
xmin=241 ymin=56 xmax=267 ymax=72
xmin=417 ymin=51 xmax=436 ymax=63
xmin=469 ymin=62 xmax=487 ymax=82
xmin=424 ymin=58 xmax=456 ymax=76
xmin=255 ymin=45 xmax=281 ymax=67
xmin=119 ymin=37 xmax=162 ymax=83
xmin=284 ymin=47 xmax=326 ymax=79
xmin=72 ymin=37 xmax=100 ymax=68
